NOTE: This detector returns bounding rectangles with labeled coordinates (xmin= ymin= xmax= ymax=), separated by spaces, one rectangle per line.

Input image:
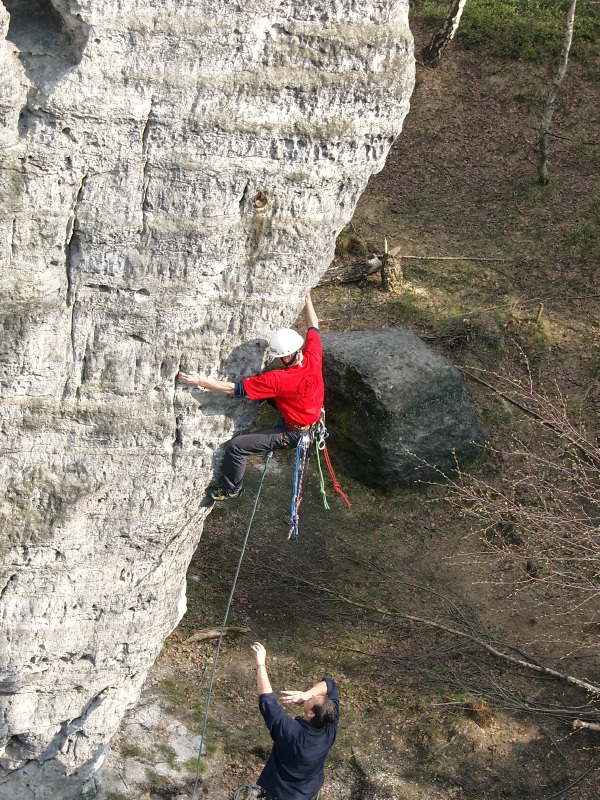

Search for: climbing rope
xmin=313 ymin=412 xmax=331 ymax=509
xmin=314 ymin=443 xmax=330 ymax=510
xmin=322 ymin=443 xmax=351 ymax=509
xmin=288 ymin=432 xmax=311 ymax=541
xmin=232 ymin=784 xmax=261 ymax=799
xmin=314 ymin=410 xmax=351 ymax=509
xmin=190 ymin=452 xmax=273 ymax=800
xmin=287 ymin=410 xmax=351 ymax=539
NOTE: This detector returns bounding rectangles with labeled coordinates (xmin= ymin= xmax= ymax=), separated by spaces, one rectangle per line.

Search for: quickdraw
xmin=287 ymin=409 xmax=351 ymax=541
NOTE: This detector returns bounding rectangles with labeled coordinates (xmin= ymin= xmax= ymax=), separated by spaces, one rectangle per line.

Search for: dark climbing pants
xmin=220 ymin=423 xmax=303 ymax=494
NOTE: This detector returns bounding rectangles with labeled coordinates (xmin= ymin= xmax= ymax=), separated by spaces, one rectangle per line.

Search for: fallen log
xmin=317 ymin=256 xmax=382 ymax=286
xmin=573 ymin=719 xmax=600 ymax=732
xmin=185 ymin=625 xmax=250 ymax=643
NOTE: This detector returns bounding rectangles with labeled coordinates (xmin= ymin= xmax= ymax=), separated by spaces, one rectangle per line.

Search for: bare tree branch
xmin=404 ymin=615 xmax=600 ymax=696
xmin=543 ymin=758 xmax=600 ymax=800
xmin=262 ymin=564 xmax=600 ymax=698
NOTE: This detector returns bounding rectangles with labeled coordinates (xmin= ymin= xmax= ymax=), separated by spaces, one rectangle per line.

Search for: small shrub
xmin=122 ymin=744 xmax=142 ymax=758
xmin=186 ymin=756 xmax=204 ymax=774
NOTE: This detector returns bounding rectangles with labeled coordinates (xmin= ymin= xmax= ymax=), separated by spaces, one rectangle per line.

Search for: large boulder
xmin=321 ymin=328 xmax=486 ymax=488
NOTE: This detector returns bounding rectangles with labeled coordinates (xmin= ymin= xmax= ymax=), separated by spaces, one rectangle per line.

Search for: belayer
xmin=178 ymin=292 xmax=324 ymax=501
xmin=251 ymin=641 xmax=339 ymax=800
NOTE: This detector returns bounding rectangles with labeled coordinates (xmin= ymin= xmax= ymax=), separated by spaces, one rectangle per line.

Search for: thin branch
xmin=540 ymin=726 xmax=569 ymax=762
xmin=457 ymin=367 xmax=598 ymax=461
xmin=458 ymin=367 xmax=551 ymax=418
xmin=543 ymin=758 xmax=600 ymax=800
xmin=547 ymin=131 xmax=599 ymax=145
xmin=426 ymin=159 xmax=451 ymax=182
xmin=268 ymin=566 xmax=600 ymax=698
xmin=402 ymin=255 xmax=517 ymax=262
xmin=404 ymin=615 xmax=600 ymax=696
xmin=185 ymin=625 xmax=250 ymax=643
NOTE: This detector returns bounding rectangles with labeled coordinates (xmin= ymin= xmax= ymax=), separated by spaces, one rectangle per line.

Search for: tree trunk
xmin=538 ymin=0 xmax=577 ymax=185
xmin=421 ymin=0 xmax=469 ymax=67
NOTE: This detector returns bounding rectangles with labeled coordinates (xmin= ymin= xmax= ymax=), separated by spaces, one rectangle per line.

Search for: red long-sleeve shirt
xmin=241 ymin=328 xmax=324 ymax=426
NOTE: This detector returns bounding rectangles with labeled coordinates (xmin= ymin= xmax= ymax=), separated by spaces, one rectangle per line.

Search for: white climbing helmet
xmin=269 ymin=328 xmax=304 ymax=358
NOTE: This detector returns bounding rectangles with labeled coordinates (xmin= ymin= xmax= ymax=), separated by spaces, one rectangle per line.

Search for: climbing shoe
xmin=209 ymin=486 xmax=244 ymax=501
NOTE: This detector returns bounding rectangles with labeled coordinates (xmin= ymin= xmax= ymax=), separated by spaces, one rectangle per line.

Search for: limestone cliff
xmin=0 ymin=1 xmax=414 ymax=796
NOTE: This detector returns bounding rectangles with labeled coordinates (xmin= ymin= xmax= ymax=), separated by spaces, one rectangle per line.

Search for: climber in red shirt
xmin=178 ymin=293 xmax=324 ymax=500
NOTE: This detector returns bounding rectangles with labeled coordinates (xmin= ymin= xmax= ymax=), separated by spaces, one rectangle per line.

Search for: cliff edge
xmin=0 ymin=1 xmax=414 ymax=796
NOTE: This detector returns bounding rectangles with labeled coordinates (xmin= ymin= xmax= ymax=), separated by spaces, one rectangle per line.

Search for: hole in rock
xmin=253 ymin=190 xmax=268 ymax=209
xmin=2 ymin=0 xmax=88 ymax=67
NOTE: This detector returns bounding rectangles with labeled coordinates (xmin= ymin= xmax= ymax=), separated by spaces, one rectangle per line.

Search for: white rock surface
xmin=0 ymin=1 xmax=414 ymax=797
xmin=100 ymin=697 xmax=206 ymax=800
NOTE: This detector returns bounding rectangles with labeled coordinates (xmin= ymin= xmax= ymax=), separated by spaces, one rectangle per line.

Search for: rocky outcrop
xmin=0 ymin=1 xmax=414 ymax=797
xmin=322 ymin=329 xmax=486 ymax=487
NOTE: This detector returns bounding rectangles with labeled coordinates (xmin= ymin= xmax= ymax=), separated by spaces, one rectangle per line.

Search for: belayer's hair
xmin=311 ymin=697 xmax=336 ymax=728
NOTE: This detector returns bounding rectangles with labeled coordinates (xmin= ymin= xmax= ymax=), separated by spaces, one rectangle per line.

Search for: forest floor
xmin=101 ymin=18 xmax=600 ymax=800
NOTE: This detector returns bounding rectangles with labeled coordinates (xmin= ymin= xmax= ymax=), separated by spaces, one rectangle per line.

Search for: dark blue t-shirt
xmin=257 ymin=677 xmax=339 ymax=800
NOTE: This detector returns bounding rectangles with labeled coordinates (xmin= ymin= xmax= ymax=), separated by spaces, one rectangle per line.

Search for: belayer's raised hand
xmin=251 ymin=642 xmax=267 ymax=667
xmin=280 ymin=690 xmax=309 ymax=705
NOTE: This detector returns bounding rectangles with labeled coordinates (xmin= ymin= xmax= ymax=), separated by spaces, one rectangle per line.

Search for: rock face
xmin=0 ymin=1 xmax=414 ymax=797
xmin=321 ymin=329 xmax=486 ymax=487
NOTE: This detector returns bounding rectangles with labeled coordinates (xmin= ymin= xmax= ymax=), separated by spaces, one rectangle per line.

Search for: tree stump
xmin=381 ymin=253 xmax=403 ymax=293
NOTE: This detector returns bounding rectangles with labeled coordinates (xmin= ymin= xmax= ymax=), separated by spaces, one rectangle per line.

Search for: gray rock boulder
xmin=321 ymin=328 xmax=486 ymax=487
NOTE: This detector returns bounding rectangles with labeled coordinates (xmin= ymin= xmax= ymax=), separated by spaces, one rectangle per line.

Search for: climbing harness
xmin=190 ymin=452 xmax=273 ymax=800
xmin=287 ymin=409 xmax=351 ymax=541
